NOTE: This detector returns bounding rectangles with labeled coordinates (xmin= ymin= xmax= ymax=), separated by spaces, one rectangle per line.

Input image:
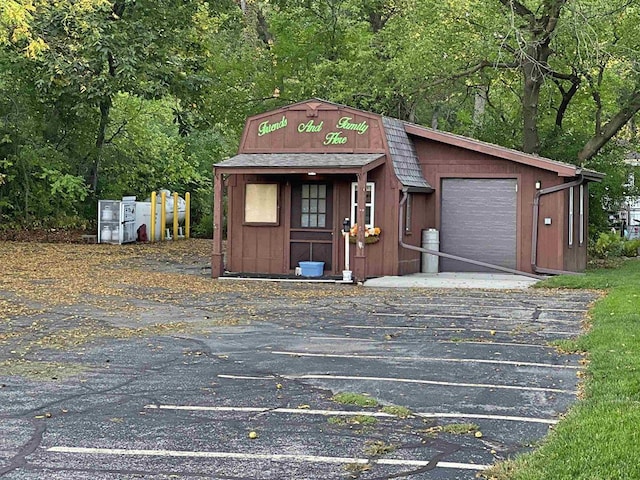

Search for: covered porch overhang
xmin=211 ymin=153 xmax=388 ymax=280
xmin=213 ymin=152 xmax=387 ymax=175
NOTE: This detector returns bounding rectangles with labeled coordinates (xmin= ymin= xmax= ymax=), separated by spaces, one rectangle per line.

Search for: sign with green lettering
xmin=298 ymin=120 xmax=323 ymax=133
xmin=258 ymin=115 xmax=288 ymax=136
xmin=336 ymin=116 xmax=369 ymax=135
xmin=255 ymin=114 xmax=371 ymax=146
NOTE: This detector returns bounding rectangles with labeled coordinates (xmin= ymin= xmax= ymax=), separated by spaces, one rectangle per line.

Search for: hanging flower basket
xmin=349 ymin=235 xmax=380 ymax=244
xmin=349 ymin=224 xmax=381 ymax=244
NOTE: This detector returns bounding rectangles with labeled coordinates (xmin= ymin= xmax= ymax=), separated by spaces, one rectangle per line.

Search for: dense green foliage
xmin=1 ymin=0 xmax=640 ymax=236
xmin=485 ymin=259 xmax=640 ymax=479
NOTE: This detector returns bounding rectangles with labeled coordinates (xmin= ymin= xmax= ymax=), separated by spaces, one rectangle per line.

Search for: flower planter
xmin=349 ymin=235 xmax=380 ymax=244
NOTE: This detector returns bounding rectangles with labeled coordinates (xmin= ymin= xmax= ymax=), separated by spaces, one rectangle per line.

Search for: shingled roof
xmin=215 ymin=153 xmax=384 ymax=169
xmin=383 ymin=117 xmax=433 ymax=191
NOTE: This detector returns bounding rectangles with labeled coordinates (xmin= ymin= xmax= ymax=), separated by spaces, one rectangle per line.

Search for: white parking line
xmin=144 ymin=404 xmax=395 ymax=417
xmin=144 ymin=404 xmax=559 ymax=425
xmin=346 ymin=324 xmax=511 ymax=334
xmin=216 ymin=374 xmax=276 ymax=380
xmin=375 ymin=313 xmax=512 ymax=320
xmin=306 ymin=336 xmax=378 ymax=342
xmin=439 ymin=340 xmax=550 ymax=348
xmin=46 ymin=446 xmax=490 ymax=471
xmin=374 ymin=313 xmax=583 ymax=330
xmin=416 ymin=412 xmax=558 ymax=425
xmin=350 ymin=318 xmax=580 ymax=334
xmin=384 ymin=302 xmax=588 ymax=313
xmin=345 ymin=324 xmax=577 ymax=336
xmin=218 ymin=374 xmax=575 ymax=394
xmin=268 ymin=350 xmax=580 ymax=369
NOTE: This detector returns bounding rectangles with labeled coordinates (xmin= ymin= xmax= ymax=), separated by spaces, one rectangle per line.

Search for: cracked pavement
xmin=0 ymin=240 xmax=598 ymax=479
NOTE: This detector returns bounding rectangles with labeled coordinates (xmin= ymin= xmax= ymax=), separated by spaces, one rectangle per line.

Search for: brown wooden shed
xmin=212 ymin=99 xmax=603 ymax=281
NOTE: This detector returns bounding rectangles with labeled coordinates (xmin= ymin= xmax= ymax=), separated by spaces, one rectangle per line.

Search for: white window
xmin=579 ymin=184 xmax=584 ymax=245
xmin=624 ymin=172 xmax=635 ymax=188
xmin=405 ymin=193 xmax=413 ymax=233
xmin=568 ymin=186 xmax=574 ymax=246
xmin=351 ymin=182 xmax=375 ymax=227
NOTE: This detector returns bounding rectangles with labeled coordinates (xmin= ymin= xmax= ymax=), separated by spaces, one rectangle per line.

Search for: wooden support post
xmin=354 ymin=173 xmax=367 ymax=282
xmin=212 ymin=170 xmax=224 ymax=277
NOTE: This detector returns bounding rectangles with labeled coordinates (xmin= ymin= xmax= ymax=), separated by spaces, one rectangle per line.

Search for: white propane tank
xmin=156 ymin=189 xmax=186 ymax=224
xmin=101 ymin=225 xmax=112 ymax=242
xmin=101 ymin=205 xmax=113 ymax=221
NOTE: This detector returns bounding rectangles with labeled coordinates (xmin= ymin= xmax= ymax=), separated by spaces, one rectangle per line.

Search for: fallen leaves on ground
xmin=0 ymin=239 xmax=367 ymax=377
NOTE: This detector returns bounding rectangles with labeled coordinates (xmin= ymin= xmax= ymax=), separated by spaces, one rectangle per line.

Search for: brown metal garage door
xmin=440 ymin=178 xmax=517 ymax=272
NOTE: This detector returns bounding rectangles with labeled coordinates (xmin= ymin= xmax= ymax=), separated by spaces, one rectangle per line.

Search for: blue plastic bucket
xmin=299 ymin=261 xmax=324 ymax=277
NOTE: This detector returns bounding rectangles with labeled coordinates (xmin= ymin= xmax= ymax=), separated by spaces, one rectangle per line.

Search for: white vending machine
xmin=98 ymin=196 xmax=137 ymax=244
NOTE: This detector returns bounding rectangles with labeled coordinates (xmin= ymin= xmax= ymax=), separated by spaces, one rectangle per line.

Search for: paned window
xmin=568 ymin=186 xmax=574 ymax=246
xmin=301 ymin=184 xmax=327 ymax=228
xmin=351 ymin=182 xmax=375 ymax=227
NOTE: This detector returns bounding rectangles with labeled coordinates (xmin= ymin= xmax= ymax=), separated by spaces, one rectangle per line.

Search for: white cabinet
xmin=98 ymin=197 xmax=137 ymax=244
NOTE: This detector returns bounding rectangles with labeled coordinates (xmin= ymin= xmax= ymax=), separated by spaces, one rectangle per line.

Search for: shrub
xmin=623 ymin=239 xmax=640 ymax=257
xmin=592 ymin=232 xmax=624 ymax=259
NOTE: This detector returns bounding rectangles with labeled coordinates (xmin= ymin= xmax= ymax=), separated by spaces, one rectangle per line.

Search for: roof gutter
xmin=531 ymin=175 xmax=586 ymax=276
xmin=398 ymin=190 xmax=544 ymax=280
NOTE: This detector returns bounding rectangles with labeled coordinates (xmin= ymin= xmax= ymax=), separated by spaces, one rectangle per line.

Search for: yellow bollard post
xmin=150 ymin=191 xmax=157 ymax=242
xmin=172 ymin=192 xmax=179 ymax=240
xmin=160 ymin=190 xmax=166 ymax=241
xmin=185 ymin=192 xmax=190 ymax=239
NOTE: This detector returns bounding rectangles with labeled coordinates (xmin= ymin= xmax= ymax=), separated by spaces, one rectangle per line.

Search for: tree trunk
xmin=88 ymin=2 xmax=124 ymax=194
xmin=522 ymin=59 xmax=542 ymax=154
xmin=90 ymin=97 xmax=112 ymax=194
xmin=498 ymin=0 xmax=566 ymax=154
xmin=473 ymin=85 xmax=488 ymax=129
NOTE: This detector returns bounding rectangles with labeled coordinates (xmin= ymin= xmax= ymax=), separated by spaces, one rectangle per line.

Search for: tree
xmin=385 ymin=0 xmax=640 ymax=162
xmin=1 ymin=0 xmax=244 ymax=229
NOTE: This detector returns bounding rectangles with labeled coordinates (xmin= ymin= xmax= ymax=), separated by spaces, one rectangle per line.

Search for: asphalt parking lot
xmin=0 ymin=242 xmax=597 ymax=479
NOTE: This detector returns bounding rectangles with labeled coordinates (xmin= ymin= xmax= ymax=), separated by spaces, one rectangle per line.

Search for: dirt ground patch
xmin=0 ymin=239 xmax=360 ymax=376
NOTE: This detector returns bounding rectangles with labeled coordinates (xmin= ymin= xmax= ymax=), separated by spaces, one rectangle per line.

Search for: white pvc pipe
xmin=344 ymin=231 xmax=350 ymax=271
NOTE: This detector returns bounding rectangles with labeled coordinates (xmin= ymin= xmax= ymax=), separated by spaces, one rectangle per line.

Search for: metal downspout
xmin=398 ymin=190 xmax=544 ymax=280
xmin=531 ymin=176 xmax=585 ymax=276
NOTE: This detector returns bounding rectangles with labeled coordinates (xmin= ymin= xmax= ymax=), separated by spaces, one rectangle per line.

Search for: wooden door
xmin=290 ymin=183 xmax=333 ymax=272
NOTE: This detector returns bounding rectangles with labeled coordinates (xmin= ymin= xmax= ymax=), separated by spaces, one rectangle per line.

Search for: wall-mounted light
xmin=535 ymin=180 xmax=542 ymax=190
xmin=308 ymin=172 xmax=317 ymax=176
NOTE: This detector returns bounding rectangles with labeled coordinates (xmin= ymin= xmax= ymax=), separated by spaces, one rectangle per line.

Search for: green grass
xmin=441 ymin=423 xmax=479 ymax=435
xmin=364 ymin=440 xmax=396 ymax=456
xmin=484 ymin=258 xmax=640 ymax=480
xmin=380 ymin=404 xmax=413 ymax=418
xmin=327 ymin=415 xmax=378 ymax=426
xmin=330 ymin=392 xmax=378 ymax=408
